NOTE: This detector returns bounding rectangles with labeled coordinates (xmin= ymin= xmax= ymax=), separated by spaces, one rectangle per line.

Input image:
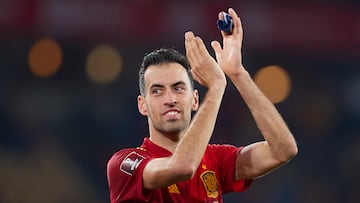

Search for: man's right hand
xmin=185 ymin=31 xmax=227 ymax=90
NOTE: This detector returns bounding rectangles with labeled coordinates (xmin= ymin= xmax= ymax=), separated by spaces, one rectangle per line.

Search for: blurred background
xmin=0 ymin=0 xmax=359 ymax=202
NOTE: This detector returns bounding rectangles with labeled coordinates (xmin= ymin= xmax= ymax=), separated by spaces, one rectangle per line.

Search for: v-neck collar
xmin=140 ymin=137 xmax=173 ymax=157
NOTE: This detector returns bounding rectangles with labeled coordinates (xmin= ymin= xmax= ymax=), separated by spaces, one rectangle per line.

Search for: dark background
xmin=1 ymin=0 xmax=359 ymax=202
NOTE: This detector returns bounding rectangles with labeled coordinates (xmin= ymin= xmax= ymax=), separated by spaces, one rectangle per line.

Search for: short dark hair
xmin=139 ymin=48 xmax=194 ymax=96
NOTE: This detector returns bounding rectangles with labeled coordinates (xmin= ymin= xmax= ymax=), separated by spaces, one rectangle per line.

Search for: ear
xmin=137 ymin=95 xmax=148 ymax=116
xmin=192 ymin=89 xmax=199 ymax=111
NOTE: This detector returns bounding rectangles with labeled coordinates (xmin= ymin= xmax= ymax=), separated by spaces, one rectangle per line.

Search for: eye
xmin=151 ymin=88 xmax=163 ymax=95
xmin=174 ymin=85 xmax=186 ymax=92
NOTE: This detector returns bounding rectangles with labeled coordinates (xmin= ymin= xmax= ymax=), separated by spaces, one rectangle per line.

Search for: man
xmin=107 ymin=8 xmax=298 ymax=203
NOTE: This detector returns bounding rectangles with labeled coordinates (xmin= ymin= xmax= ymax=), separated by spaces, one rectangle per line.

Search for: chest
xmin=163 ymin=159 xmax=223 ymax=203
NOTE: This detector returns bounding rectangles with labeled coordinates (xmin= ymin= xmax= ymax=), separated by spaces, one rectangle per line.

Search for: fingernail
xmin=185 ymin=32 xmax=190 ymax=39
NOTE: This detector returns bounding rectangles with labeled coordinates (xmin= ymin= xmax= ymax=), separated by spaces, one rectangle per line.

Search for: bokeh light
xmin=28 ymin=37 xmax=63 ymax=77
xmin=86 ymin=44 xmax=123 ymax=85
xmin=254 ymin=65 xmax=291 ymax=103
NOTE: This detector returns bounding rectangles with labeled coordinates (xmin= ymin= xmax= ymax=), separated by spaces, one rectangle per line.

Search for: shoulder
xmin=206 ymin=143 xmax=243 ymax=152
xmin=108 ymin=148 xmax=149 ymax=162
xmin=204 ymin=143 xmax=245 ymax=159
xmin=107 ymin=148 xmax=151 ymax=176
xmin=106 ymin=148 xmax=154 ymax=201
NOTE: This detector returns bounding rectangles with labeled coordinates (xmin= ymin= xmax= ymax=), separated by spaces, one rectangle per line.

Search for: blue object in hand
xmin=217 ymin=12 xmax=233 ymax=35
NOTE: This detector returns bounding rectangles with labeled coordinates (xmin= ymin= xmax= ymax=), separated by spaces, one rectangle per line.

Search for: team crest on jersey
xmin=120 ymin=151 xmax=144 ymax=175
xmin=200 ymin=170 xmax=219 ymax=198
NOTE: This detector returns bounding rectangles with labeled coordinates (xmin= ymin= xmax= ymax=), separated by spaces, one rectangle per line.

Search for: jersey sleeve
xmin=107 ymin=149 xmax=153 ymax=203
xmin=209 ymin=144 xmax=253 ymax=193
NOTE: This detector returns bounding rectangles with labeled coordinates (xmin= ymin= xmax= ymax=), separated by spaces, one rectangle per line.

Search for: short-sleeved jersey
xmin=107 ymin=138 xmax=252 ymax=203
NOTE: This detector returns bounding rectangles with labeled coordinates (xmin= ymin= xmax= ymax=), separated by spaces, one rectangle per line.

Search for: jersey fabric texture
xmin=107 ymin=138 xmax=252 ymax=203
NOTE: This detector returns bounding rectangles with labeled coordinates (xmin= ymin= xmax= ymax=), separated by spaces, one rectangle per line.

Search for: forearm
xmin=173 ymin=85 xmax=226 ymax=171
xmin=228 ymin=69 xmax=297 ymax=161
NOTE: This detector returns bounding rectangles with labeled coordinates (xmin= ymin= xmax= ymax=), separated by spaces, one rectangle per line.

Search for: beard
xmin=153 ymin=119 xmax=188 ymax=135
xmin=148 ymin=111 xmax=192 ymax=136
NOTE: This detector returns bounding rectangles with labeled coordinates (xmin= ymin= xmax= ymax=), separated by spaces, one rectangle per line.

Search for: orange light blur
xmin=86 ymin=44 xmax=123 ymax=85
xmin=254 ymin=65 xmax=291 ymax=103
xmin=28 ymin=38 xmax=63 ymax=77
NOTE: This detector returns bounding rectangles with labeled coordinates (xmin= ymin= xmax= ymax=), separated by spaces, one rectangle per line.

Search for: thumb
xmin=211 ymin=40 xmax=222 ymax=61
xmin=191 ymin=69 xmax=200 ymax=84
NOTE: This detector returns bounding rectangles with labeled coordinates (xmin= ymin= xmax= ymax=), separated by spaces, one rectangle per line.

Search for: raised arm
xmin=211 ymin=8 xmax=298 ymax=180
xmin=142 ymin=32 xmax=227 ymax=189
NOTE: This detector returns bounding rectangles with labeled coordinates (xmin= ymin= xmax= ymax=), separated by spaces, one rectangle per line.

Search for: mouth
xmin=163 ymin=108 xmax=181 ymax=115
xmin=165 ymin=111 xmax=179 ymax=116
xmin=163 ymin=109 xmax=181 ymax=120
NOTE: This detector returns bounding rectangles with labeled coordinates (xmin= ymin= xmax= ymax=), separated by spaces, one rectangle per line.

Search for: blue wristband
xmin=217 ymin=12 xmax=233 ymax=35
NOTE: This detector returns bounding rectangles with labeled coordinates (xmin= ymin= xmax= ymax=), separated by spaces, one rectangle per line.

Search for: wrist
xmin=208 ymin=79 xmax=227 ymax=92
xmin=222 ymin=63 xmax=247 ymax=76
xmin=227 ymin=68 xmax=249 ymax=80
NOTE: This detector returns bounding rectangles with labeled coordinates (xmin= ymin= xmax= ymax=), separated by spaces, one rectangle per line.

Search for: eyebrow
xmin=149 ymin=84 xmax=164 ymax=89
xmin=149 ymin=81 xmax=186 ymax=89
xmin=172 ymin=81 xmax=186 ymax=87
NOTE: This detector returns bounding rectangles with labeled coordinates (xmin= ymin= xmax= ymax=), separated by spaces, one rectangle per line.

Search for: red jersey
xmin=107 ymin=138 xmax=252 ymax=203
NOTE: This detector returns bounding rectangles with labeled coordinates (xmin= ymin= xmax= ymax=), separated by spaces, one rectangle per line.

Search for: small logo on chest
xmin=200 ymin=170 xmax=219 ymax=198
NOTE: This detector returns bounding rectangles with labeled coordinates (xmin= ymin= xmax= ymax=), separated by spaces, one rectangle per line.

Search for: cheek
xmin=146 ymin=101 xmax=159 ymax=116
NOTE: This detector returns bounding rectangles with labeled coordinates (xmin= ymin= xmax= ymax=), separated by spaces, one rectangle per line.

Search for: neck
xmin=149 ymin=131 xmax=183 ymax=153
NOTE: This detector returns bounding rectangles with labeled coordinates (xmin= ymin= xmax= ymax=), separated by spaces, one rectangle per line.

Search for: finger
xmin=191 ymin=69 xmax=203 ymax=85
xmin=228 ymin=8 xmax=238 ymax=19
xmin=228 ymin=8 xmax=243 ymax=35
xmin=185 ymin=31 xmax=195 ymax=51
xmin=195 ymin=36 xmax=209 ymax=58
xmin=211 ymin=40 xmax=222 ymax=61
xmin=192 ymin=36 xmax=204 ymax=60
xmin=218 ymin=12 xmax=227 ymax=38
xmin=218 ymin=11 xmax=224 ymax=20
xmin=185 ymin=31 xmax=197 ymax=62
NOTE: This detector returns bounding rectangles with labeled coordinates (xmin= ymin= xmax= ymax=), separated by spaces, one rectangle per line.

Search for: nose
xmin=164 ymin=91 xmax=177 ymax=106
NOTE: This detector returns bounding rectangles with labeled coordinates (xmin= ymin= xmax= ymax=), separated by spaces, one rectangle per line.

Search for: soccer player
xmin=107 ymin=8 xmax=298 ymax=202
